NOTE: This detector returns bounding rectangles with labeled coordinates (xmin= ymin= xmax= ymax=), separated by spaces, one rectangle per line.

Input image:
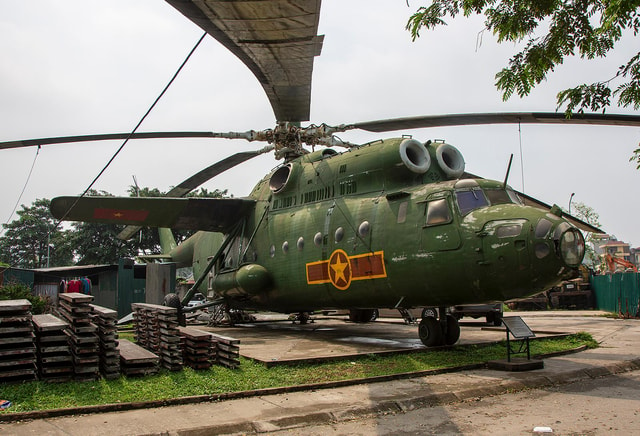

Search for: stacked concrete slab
xmin=32 ymin=314 xmax=73 ymax=382
xmin=131 ymin=303 xmax=183 ymax=371
xmin=58 ymin=293 xmax=100 ymax=381
xmin=210 ymin=333 xmax=240 ymax=369
xmin=90 ymin=304 xmax=120 ymax=379
xmin=118 ymin=338 xmax=160 ymax=376
xmin=0 ymin=299 xmax=37 ymax=383
xmin=178 ymin=326 xmax=215 ymax=370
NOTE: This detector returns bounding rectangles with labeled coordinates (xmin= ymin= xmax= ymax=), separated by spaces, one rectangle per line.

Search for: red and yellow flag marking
xmin=93 ymin=208 xmax=149 ymax=221
xmin=306 ymin=249 xmax=386 ymax=290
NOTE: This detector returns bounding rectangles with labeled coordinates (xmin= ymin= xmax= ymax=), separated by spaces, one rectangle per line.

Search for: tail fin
xmin=159 ymin=228 xmax=178 ymax=254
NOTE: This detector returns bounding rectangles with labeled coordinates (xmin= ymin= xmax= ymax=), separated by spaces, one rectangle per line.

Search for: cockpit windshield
xmin=455 ymin=186 xmax=523 ymax=215
xmin=455 ymin=189 xmax=488 ymax=215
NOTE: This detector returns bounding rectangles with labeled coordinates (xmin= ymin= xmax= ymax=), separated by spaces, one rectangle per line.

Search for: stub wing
xmin=51 ymin=196 xmax=256 ymax=233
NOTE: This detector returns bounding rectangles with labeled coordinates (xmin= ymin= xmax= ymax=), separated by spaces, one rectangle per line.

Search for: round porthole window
xmin=335 ymin=227 xmax=344 ymax=242
xmin=297 ymin=237 xmax=304 ymax=250
xmin=282 ymin=241 xmax=289 ymax=254
xmin=358 ymin=221 xmax=370 ymax=237
xmin=314 ymin=232 xmax=323 ymax=247
xmin=269 ymin=245 xmax=276 ymax=258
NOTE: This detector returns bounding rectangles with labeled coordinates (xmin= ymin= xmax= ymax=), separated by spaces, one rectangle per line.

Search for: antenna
xmin=502 ymin=154 xmax=514 ymax=188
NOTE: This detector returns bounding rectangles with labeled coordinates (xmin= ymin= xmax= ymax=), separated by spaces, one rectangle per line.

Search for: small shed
xmin=1 ymin=259 xmax=176 ymax=318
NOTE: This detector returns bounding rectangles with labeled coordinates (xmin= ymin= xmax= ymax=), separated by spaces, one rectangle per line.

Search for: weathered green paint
xmin=50 ymin=138 xmax=584 ymax=317
xmin=150 ymin=139 xmax=581 ymax=313
xmin=591 ymin=273 xmax=640 ymax=314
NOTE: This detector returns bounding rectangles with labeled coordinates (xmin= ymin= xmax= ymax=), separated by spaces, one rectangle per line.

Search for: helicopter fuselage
xmin=189 ymin=138 xmax=583 ymax=313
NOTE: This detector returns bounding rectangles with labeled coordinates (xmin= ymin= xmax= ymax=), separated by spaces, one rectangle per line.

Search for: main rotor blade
xmin=349 ymin=112 xmax=640 ymax=133
xmin=166 ymin=0 xmax=323 ymax=123
xmin=0 ymin=132 xmax=215 ymax=150
xmin=117 ymin=146 xmax=273 ymax=240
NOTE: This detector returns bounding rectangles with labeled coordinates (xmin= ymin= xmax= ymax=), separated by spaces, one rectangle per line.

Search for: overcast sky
xmin=1 ymin=1 xmax=639 ymax=247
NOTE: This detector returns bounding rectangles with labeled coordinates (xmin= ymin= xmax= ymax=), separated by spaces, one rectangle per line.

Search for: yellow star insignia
xmin=328 ymin=249 xmax=351 ymax=290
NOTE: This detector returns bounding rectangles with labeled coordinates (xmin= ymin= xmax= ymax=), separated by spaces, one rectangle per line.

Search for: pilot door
xmin=419 ymin=194 xmax=461 ymax=252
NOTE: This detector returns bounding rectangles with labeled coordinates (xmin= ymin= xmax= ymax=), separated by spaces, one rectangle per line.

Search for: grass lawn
xmin=0 ymin=333 xmax=596 ymax=414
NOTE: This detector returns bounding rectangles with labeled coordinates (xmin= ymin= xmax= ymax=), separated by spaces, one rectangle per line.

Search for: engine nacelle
xmin=213 ymin=264 xmax=272 ymax=298
xmin=399 ymin=138 xmax=431 ymax=174
xmin=432 ymin=142 xmax=465 ymax=179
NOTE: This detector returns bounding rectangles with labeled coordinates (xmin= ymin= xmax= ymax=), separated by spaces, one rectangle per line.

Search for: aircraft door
xmin=479 ymin=219 xmax=530 ymax=275
xmin=419 ymin=195 xmax=461 ymax=252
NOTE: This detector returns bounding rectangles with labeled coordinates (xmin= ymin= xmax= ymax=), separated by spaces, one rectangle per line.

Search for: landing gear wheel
xmin=486 ymin=312 xmax=503 ymax=326
xmin=492 ymin=314 xmax=503 ymax=327
xmin=348 ymin=309 xmax=378 ymax=323
xmin=418 ymin=316 xmax=443 ymax=347
xmin=163 ymin=293 xmax=185 ymax=326
xmin=421 ymin=307 xmax=438 ymax=319
xmin=163 ymin=293 xmax=181 ymax=309
xmin=295 ymin=312 xmax=311 ymax=324
xmin=444 ymin=314 xmax=460 ymax=345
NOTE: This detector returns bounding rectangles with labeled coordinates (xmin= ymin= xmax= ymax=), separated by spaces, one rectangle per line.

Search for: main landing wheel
xmin=348 ymin=309 xmax=378 ymax=323
xmin=418 ymin=316 xmax=442 ymax=347
xmin=418 ymin=314 xmax=461 ymax=347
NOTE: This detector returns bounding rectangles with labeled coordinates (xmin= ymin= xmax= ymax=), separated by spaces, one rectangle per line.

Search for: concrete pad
xmin=195 ymin=313 xmax=561 ymax=365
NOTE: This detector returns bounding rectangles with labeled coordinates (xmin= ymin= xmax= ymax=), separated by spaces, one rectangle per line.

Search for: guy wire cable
xmin=2 ymin=145 xmax=41 ymax=235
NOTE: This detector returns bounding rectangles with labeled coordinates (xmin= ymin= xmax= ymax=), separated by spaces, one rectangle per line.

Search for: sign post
xmin=488 ymin=316 xmax=544 ymax=371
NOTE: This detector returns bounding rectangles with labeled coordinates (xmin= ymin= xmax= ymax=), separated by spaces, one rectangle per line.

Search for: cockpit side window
xmin=485 ymin=188 xmax=523 ymax=206
xmin=425 ymin=198 xmax=452 ymax=226
xmin=455 ymin=189 xmax=489 ymax=215
xmin=507 ymin=189 xmax=523 ymax=205
xmin=485 ymin=189 xmax=511 ymax=205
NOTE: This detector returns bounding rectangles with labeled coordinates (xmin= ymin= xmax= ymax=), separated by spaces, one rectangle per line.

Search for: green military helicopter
xmin=4 ymin=1 xmax=640 ymax=346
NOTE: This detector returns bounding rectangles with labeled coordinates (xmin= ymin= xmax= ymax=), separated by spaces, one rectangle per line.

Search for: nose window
xmin=559 ymin=228 xmax=585 ymax=267
xmin=535 ymin=218 xmax=553 ymax=238
xmin=455 ymin=189 xmax=489 ymax=215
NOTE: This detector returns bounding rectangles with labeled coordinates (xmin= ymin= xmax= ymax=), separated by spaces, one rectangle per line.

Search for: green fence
xmin=591 ymin=272 xmax=640 ymax=316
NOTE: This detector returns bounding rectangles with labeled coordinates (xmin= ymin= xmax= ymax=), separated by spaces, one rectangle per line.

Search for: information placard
xmin=502 ymin=316 xmax=535 ymax=339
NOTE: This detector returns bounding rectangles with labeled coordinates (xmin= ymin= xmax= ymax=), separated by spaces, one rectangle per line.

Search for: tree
xmin=407 ymin=1 xmax=640 ymax=166
xmin=0 ymin=198 xmax=73 ymax=268
xmin=69 ymin=220 xmax=139 ymax=265
xmin=407 ymin=1 xmax=640 ymax=113
xmin=570 ymin=201 xmax=602 ymax=267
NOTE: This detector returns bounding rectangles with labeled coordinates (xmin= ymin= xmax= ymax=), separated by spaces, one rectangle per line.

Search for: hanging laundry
xmin=67 ymin=279 xmax=82 ymax=293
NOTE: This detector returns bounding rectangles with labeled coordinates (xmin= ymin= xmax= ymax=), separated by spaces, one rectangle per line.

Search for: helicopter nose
xmin=532 ymin=218 xmax=586 ymax=269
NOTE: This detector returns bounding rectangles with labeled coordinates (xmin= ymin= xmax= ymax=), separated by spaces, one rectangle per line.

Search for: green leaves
xmin=407 ymin=0 xmax=640 ymax=113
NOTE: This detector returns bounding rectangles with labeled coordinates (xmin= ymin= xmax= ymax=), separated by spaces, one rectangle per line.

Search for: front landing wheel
xmin=418 ymin=316 xmax=442 ymax=347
